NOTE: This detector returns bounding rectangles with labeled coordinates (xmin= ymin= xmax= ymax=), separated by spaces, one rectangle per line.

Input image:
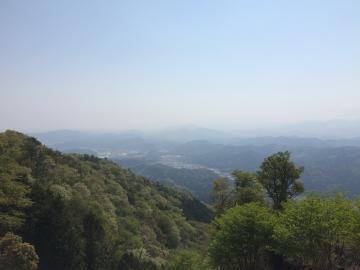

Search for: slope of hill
xmin=115 ymin=159 xmax=221 ymax=202
xmin=0 ymin=130 xmax=212 ymax=270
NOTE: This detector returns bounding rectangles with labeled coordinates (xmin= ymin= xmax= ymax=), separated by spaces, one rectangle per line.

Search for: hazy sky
xmin=1 ymin=1 xmax=360 ymax=131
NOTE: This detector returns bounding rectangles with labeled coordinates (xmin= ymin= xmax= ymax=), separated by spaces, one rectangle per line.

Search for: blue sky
xmin=1 ymin=1 xmax=360 ymax=131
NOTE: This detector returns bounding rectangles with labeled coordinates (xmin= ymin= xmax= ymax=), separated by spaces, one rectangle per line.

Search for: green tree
xmin=25 ymin=185 xmax=118 ymax=270
xmin=0 ymin=164 xmax=32 ymax=234
xmin=232 ymin=170 xmax=265 ymax=205
xmin=274 ymin=194 xmax=355 ymax=269
xmin=211 ymin=178 xmax=234 ymax=215
xmin=156 ymin=213 xmax=181 ymax=249
xmin=257 ymin=151 xmax=304 ymax=210
xmin=25 ymin=187 xmax=87 ymax=270
xmin=0 ymin=232 xmax=39 ymax=270
xmin=83 ymin=203 xmax=114 ymax=270
xmin=347 ymin=197 xmax=360 ymax=266
xmin=209 ymin=203 xmax=274 ymax=270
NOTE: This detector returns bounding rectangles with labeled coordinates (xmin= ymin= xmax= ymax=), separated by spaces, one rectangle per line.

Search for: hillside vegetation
xmin=3 ymin=130 xmax=360 ymax=270
xmin=206 ymin=152 xmax=360 ymax=270
xmin=114 ymin=159 xmax=220 ymax=202
xmin=0 ymin=130 xmax=212 ymax=270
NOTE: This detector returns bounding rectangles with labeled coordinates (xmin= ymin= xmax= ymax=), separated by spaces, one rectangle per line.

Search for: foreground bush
xmin=209 ymin=195 xmax=360 ymax=270
xmin=274 ymin=194 xmax=360 ymax=270
xmin=209 ymin=203 xmax=274 ymax=270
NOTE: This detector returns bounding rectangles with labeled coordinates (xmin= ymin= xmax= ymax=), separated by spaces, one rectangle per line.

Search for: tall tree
xmin=211 ymin=178 xmax=234 ymax=215
xmin=232 ymin=170 xmax=265 ymax=205
xmin=257 ymin=151 xmax=304 ymax=210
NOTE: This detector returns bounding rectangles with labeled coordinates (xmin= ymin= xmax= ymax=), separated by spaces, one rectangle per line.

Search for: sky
xmin=1 ymin=0 xmax=360 ymax=132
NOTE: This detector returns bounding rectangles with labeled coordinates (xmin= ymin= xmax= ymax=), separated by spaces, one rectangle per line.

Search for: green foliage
xmin=273 ymin=194 xmax=357 ymax=269
xmin=208 ymin=194 xmax=360 ymax=270
xmin=232 ymin=170 xmax=265 ymax=205
xmin=257 ymin=151 xmax=304 ymax=209
xmin=211 ymin=171 xmax=265 ymax=215
xmin=0 ymin=144 xmax=33 ymax=234
xmin=117 ymin=160 xmax=219 ymax=202
xmin=0 ymin=130 xmax=211 ymax=270
xmin=180 ymin=196 xmax=214 ymax=223
xmin=25 ymin=188 xmax=90 ymax=270
xmin=0 ymin=173 xmax=32 ymax=234
xmin=0 ymin=232 xmax=39 ymax=270
xmin=154 ymin=183 xmax=213 ymax=223
xmin=156 ymin=212 xmax=181 ymax=249
xmin=208 ymin=152 xmax=360 ymax=269
xmin=347 ymin=198 xmax=360 ymax=266
xmin=209 ymin=203 xmax=274 ymax=270
xmin=211 ymin=178 xmax=235 ymax=215
xmin=168 ymin=250 xmax=209 ymax=270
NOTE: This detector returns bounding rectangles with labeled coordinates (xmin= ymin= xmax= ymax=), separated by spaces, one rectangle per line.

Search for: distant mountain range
xmin=31 ymin=121 xmax=360 ymax=147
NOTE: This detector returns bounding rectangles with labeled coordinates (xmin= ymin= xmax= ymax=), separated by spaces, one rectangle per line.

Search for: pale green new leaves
xmin=273 ymin=194 xmax=357 ymax=269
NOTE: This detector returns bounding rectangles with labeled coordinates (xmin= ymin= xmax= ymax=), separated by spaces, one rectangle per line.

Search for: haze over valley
xmin=31 ymin=123 xmax=360 ymax=202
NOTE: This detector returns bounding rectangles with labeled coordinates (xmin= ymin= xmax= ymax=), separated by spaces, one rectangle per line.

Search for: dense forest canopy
xmin=113 ymin=159 xmax=220 ymax=202
xmin=0 ymin=130 xmax=212 ymax=270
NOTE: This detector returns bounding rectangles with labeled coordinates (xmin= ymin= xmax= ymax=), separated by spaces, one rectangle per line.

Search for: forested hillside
xmin=114 ymin=159 xmax=221 ymax=202
xmin=0 ymin=130 xmax=212 ymax=270
xmin=3 ymin=130 xmax=360 ymax=270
